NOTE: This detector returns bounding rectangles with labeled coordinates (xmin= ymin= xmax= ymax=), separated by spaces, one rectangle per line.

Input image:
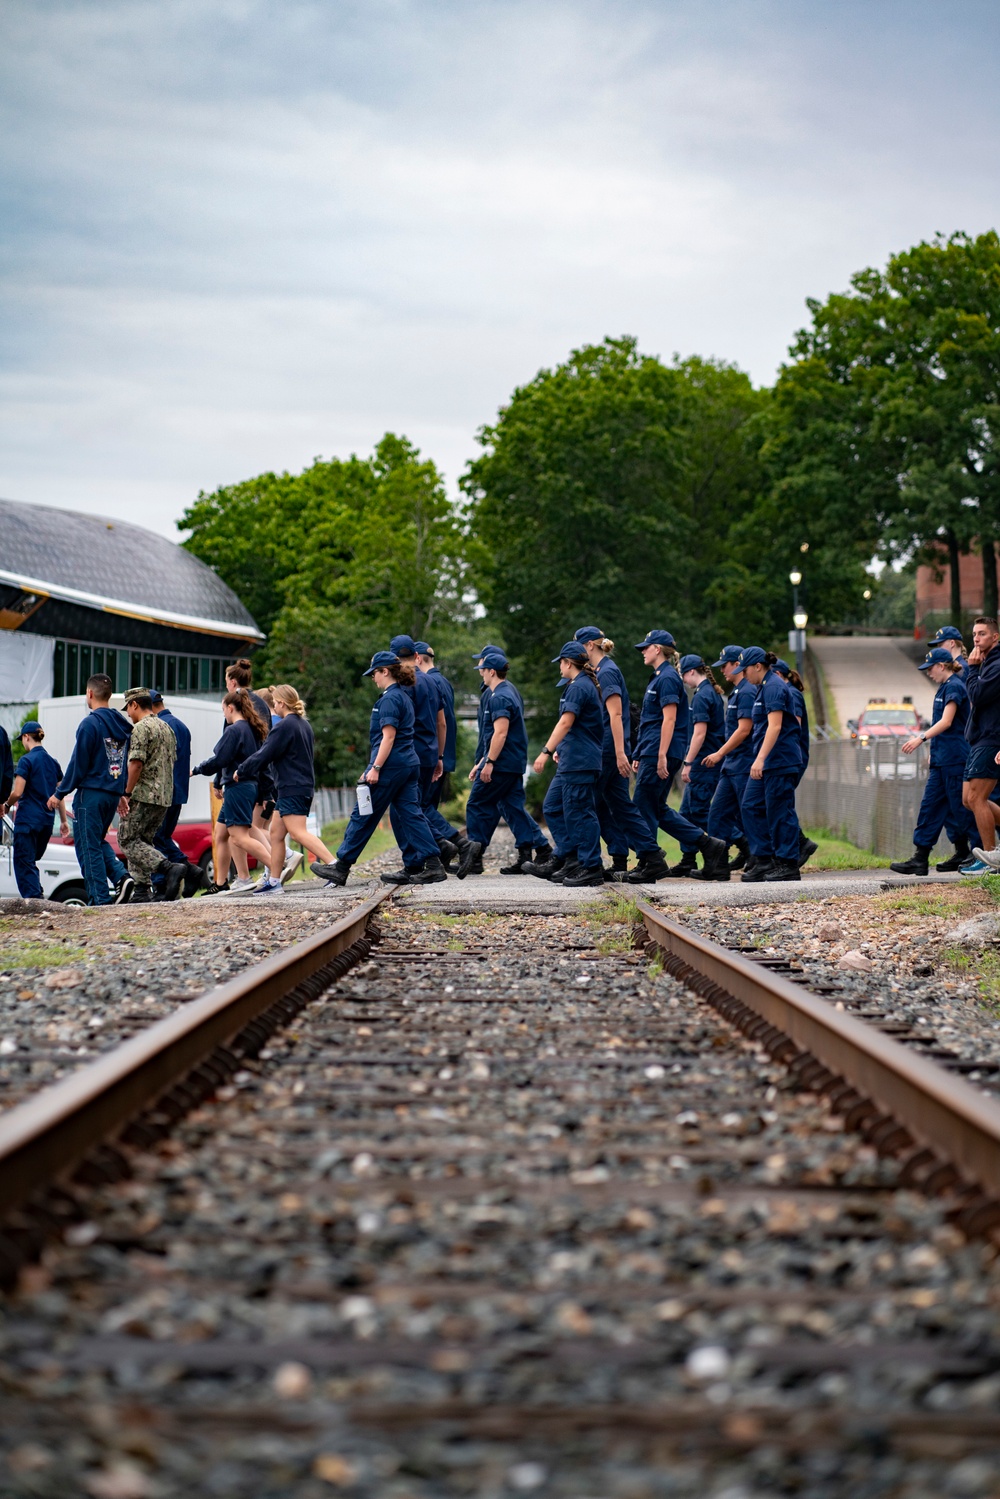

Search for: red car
xmin=48 ymin=822 xmax=251 ymax=878
xmin=848 ymin=698 xmax=923 ymax=743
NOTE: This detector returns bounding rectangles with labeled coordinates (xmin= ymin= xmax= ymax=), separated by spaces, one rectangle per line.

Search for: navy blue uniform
xmin=740 ymin=670 xmax=803 ymax=863
xmin=913 ymin=674 xmax=978 ymax=850
xmin=405 ymin=670 xmax=460 ymax=848
xmin=678 ymin=679 xmax=726 ymax=842
xmin=0 ymin=726 xmax=12 ymax=806
xmin=784 ymin=681 xmax=810 ymax=784
xmin=194 ymin=719 xmax=261 ymax=827
xmin=153 ymin=707 xmax=193 ymax=872
xmin=543 ymin=672 xmax=605 ymax=868
xmin=55 ymin=705 xmax=131 ymax=905
xmin=338 ymin=683 xmax=438 ymax=870
xmin=12 ymin=745 xmax=62 ymax=899
xmin=632 ymin=660 xmax=708 ymax=854
xmin=466 ymin=679 xmax=547 ymax=852
xmin=238 ymin=712 xmax=315 ymax=818
xmin=428 ymin=667 xmax=457 ymax=772
xmin=707 ymin=676 xmax=757 ymax=845
xmin=593 ymin=656 xmax=658 ymax=860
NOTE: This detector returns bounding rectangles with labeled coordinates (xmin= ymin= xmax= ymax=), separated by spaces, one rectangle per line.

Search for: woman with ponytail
xmin=529 ymin=641 xmax=606 ymax=885
xmin=674 ymin=654 xmax=727 ymax=877
xmin=192 ymin=688 xmax=270 ymax=896
xmin=736 ymin=648 xmax=804 ymax=883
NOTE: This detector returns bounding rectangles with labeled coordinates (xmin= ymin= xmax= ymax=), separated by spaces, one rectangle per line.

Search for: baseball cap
xmin=711 ymin=645 xmax=743 ymax=669
xmin=363 ymin=651 xmax=400 ymax=677
xmin=389 ymin=634 xmax=416 ymax=657
xmin=574 ymin=625 xmax=604 ymax=643
xmin=634 ymin=629 xmax=675 ymax=650
xmin=479 ymin=649 xmax=508 ymax=670
xmin=679 ymin=653 xmax=703 ymax=673
xmin=413 ymin=641 xmax=432 ymax=656
xmin=18 ymin=720 xmax=42 ymax=737
xmin=737 ymin=647 xmax=768 ymax=669
xmin=551 ymin=641 xmax=588 ymax=664
xmin=919 ymin=647 xmax=954 ymax=671
xmin=930 ymin=626 xmax=963 ymax=645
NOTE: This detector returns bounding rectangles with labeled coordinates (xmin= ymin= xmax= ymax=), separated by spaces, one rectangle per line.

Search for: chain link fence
xmin=798 ymin=737 xmax=951 ymax=861
xmin=312 ymin=786 xmax=360 ymax=826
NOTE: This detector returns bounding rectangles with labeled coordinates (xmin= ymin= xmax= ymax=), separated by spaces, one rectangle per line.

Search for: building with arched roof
xmin=0 ymin=497 xmax=263 ymax=729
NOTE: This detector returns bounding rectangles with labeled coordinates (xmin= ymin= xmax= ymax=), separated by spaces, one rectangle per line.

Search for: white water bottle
xmin=356 ymin=783 xmax=374 ymax=816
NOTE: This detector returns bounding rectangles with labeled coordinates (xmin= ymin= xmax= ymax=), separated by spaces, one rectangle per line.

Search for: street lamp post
xmin=789 ymin=570 xmax=807 ymax=678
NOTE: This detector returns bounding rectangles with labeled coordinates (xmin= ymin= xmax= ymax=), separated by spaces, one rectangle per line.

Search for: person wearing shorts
xmin=963 ymin=617 xmax=1000 ymax=874
xmin=192 ymin=688 xmax=269 ymax=895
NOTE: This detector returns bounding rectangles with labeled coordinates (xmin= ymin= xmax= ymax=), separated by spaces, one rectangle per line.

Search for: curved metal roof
xmin=0 ymin=497 xmax=263 ymax=641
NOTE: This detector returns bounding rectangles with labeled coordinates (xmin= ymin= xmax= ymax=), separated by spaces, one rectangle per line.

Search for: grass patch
xmin=943 ymin=946 xmax=1000 ymax=1011
xmin=582 ymin=891 xmax=641 ymax=955
xmin=876 ymin=888 xmax=972 ymax=919
xmin=649 ymin=824 xmax=887 ymax=871
xmin=0 ymin=941 xmax=88 ymax=968
xmin=647 ymin=950 xmax=664 ymax=979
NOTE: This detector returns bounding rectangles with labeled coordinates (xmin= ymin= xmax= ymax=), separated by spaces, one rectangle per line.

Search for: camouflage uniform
xmin=118 ymin=707 xmax=177 ymax=888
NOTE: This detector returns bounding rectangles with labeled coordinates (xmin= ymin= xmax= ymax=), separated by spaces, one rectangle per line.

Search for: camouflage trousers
xmin=118 ymin=801 xmax=170 ymax=886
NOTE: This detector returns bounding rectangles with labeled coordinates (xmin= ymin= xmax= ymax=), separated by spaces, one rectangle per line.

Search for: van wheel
xmin=53 ymin=882 xmax=88 ymax=908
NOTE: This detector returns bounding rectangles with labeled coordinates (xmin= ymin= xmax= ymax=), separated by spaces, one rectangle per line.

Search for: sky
xmin=1 ymin=0 xmax=999 ymax=539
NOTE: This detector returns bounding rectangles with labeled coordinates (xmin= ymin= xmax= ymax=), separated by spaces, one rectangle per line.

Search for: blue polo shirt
xmin=689 ymin=679 xmax=725 ymax=761
xmin=595 ymin=657 xmax=631 ymax=764
xmin=14 ymin=745 xmax=62 ymax=830
xmin=750 ymin=670 xmax=803 ymax=774
xmin=428 ymin=667 xmax=457 ymax=772
xmin=483 ymin=680 xmax=528 ymax=774
xmin=369 ymin=683 xmax=417 ymax=770
xmin=785 ymin=681 xmax=810 ymax=768
xmin=556 ymin=673 xmax=604 ymax=773
xmin=930 ymin=674 xmax=971 ymax=770
xmin=636 ymin=661 xmax=690 ymax=760
xmin=722 ymin=677 xmax=758 ymax=776
xmin=405 ymin=669 xmax=441 ymax=769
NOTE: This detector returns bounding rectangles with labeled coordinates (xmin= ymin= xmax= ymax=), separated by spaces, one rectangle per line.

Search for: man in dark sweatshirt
xmin=963 ymin=616 xmax=1000 ymax=872
xmin=0 ymin=723 xmax=13 ymax=812
xmin=48 ymin=673 xmax=133 ymax=905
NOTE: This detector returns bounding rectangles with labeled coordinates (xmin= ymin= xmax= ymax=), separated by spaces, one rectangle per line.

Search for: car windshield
xmin=861 ymin=710 xmax=917 ymax=726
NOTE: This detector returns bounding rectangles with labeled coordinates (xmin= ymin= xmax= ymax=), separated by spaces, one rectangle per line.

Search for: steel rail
xmin=0 ymin=886 xmax=394 ymax=1223
xmin=637 ymin=900 xmax=1000 ymax=1210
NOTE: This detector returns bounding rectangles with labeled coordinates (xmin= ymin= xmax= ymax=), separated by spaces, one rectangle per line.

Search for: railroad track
xmin=1 ymin=889 xmax=1000 ymax=1496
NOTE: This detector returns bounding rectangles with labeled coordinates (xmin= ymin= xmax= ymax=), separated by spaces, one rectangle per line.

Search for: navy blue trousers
xmin=707 ymin=772 xmax=747 ymax=845
xmin=543 ymin=770 xmax=602 ymax=867
xmin=741 ymin=772 xmax=800 ymax=862
xmin=153 ymin=803 xmax=186 ymax=863
xmin=596 ymin=762 xmax=659 ymax=858
xmin=678 ymin=763 xmax=720 ymax=851
xmin=632 ymin=757 xmax=705 ymax=850
xmin=914 ymin=766 xmax=976 ymax=850
xmin=417 ymin=763 xmax=459 ymax=846
xmin=466 ymin=769 xmax=546 ymax=850
xmin=338 ymin=763 xmax=439 ymax=870
xmin=13 ymin=823 xmax=50 ymax=899
xmin=73 ymin=788 xmax=128 ymax=905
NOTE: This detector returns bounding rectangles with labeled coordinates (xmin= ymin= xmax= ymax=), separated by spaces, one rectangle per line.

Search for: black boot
xmin=380 ymin=865 xmax=415 ymax=884
xmin=741 ymin=858 xmax=774 ymax=883
xmin=438 ymin=838 xmax=459 ymax=870
xmin=530 ymin=853 xmax=568 ymax=880
xmin=697 ymin=834 xmax=730 ymax=881
xmin=626 ymin=849 xmax=670 ymax=884
xmin=320 ymin=859 xmax=352 ymax=887
xmin=131 ymin=884 xmax=154 ymax=903
xmin=889 ymin=846 xmax=931 ymax=876
xmin=728 ymin=839 xmax=749 ymax=872
xmin=409 ymin=855 xmax=448 ymax=884
xmin=182 ymin=861 xmax=209 ymax=897
xmin=457 ymin=840 xmax=484 ymax=879
xmin=549 ymin=858 xmax=580 ymax=884
xmin=798 ymin=833 xmax=819 ymax=868
xmin=521 ymin=845 xmax=553 ymax=872
xmin=664 ymin=851 xmax=698 ymax=878
xmin=764 ymin=858 xmax=802 ymax=883
xmin=563 ymin=863 xmax=606 ymax=887
xmin=501 ymin=844 xmax=534 ymax=875
xmin=937 ymin=839 xmax=970 ymax=872
xmin=603 ymin=853 xmax=630 ymax=882
xmin=161 ymin=862 xmax=186 ymax=902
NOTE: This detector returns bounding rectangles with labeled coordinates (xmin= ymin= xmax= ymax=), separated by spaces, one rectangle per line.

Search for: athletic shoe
xmin=960 ymin=858 xmax=992 ymax=877
xmin=114 ymin=875 xmax=135 ymax=905
xmin=253 ymin=876 xmax=284 ymax=894
xmin=229 ymin=876 xmax=258 ymax=895
xmin=972 ymin=847 xmax=1000 ymax=871
xmin=280 ymin=851 xmax=303 ymax=885
xmin=206 ymin=881 xmax=230 ymax=895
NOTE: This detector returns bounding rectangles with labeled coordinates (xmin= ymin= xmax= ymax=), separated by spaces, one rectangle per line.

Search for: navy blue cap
xmin=479 ymin=649 xmax=508 ymax=670
xmin=919 ymin=647 xmax=954 ymax=671
xmin=389 ymin=634 xmax=416 ymax=657
xmin=414 ymin=641 xmax=432 ymax=655
xmin=774 ymin=659 xmax=792 ymax=676
xmin=149 ymin=689 xmax=164 ymax=705
xmin=679 ymin=654 xmax=703 ymax=674
xmin=472 ymin=643 xmax=500 ymax=658
xmin=551 ymin=641 xmax=588 ymax=664
xmin=931 ymin=626 xmax=963 ymax=645
xmin=711 ymin=645 xmax=744 ymax=669
xmin=19 ymin=720 xmax=42 ymax=737
xmin=634 ymin=629 xmax=675 ymax=650
xmin=363 ymin=651 xmax=400 ymax=677
xmin=574 ymin=625 xmax=604 ymax=643
xmin=738 ymin=646 xmax=768 ymax=669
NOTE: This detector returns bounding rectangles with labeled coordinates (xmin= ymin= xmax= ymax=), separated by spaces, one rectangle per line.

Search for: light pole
xmin=789 ymin=569 xmax=807 ymax=678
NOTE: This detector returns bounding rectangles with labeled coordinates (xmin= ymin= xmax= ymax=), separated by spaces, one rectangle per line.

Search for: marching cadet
xmin=929 ymin=625 xmax=969 ymax=683
xmin=466 ymin=647 xmax=550 ymax=874
xmin=676 ymin=655 xmax=726 ymax=876
xmin=459 ymin=648 xmax=548 ymax=877
xmin=6 ymin=721 xmax=67 ymax=900
xmin=890 ymin=648 xmax=977 ymax=875
xmin=737 ymin=648 xmax=804 ymax=883
xmin=415 ymin=642 xmax=457 ymax=806
xmin=627 ymin=631 xmax=729 ymax=883
xmin=703 ymin=645 xmax=755 ymax=870
xmin=774 ymin=659 xmax=818 ymax=868
xmin=530 ymin=641 xmax=606 ymax=886
xmin=324 ymin=652 xmax=446 ymax=886
xmin=575 ymin=626 xmax=666 ymax=881
xmin=389 ymin=635 xmax=466 ymax=860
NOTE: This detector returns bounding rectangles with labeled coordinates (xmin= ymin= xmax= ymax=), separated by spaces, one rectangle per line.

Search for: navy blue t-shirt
xmin=785 ymin=682 xmax=810 ymax=769
xmin=595 ymin=657 xmax=631 ymax=763
xmin=930 ymin=674 xmax=971 ymax=770
xmin=556 ymin=673 xmax=604 ymax=773
xmin=428 ymin=668 xmax=457 ymax=772
xmin=689 ymin=679 xmax=726 ymax=761
xmin=750 ymin=671 xmax=803 ymax=773
xmin=483 ymin=680 xmax=529 ymax=774
xmin=15 ymin=745 xmax=62 ymax=830
xmin=369 ymin=683 xmax=417 ymax=769
xmin=636 ymin=662 xmax=690 ymax=760
xmin=722 ymin=677 xmax=758 ymax=776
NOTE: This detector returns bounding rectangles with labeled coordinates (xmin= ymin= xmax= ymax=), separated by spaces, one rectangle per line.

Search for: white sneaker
xmin=280 ymin=851 xmax=303 ymax=886
xmin=973 ymin=846 xmax=1000 ymax=870
xmin=229 ymin=877 xmax=258 ymax=895
xmin=253 ymin=876 xmax=285 ymax=895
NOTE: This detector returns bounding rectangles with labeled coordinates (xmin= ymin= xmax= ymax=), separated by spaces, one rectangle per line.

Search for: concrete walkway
xmin=810 ymin=635 xmax=932 ymax=729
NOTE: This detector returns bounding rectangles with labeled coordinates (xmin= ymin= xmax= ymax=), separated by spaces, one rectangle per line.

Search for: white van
xmin=0 ymin=812 xmax=90 ymax=905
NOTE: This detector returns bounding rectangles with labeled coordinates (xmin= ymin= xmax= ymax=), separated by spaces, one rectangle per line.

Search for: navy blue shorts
xmin=276 ymin=793 xmax=313 ymax=819
xmin=219 ymin=780 xmax=258 ymax=826
xmin=964 ymin=742 xmax=1000 ymax=782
